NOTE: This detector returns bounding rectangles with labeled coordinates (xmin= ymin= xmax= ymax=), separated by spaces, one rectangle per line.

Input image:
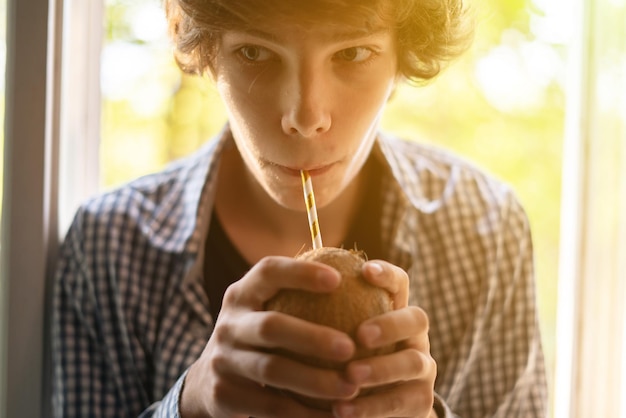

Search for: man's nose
xmin=280 ymin=65 xmax=332 ymax=138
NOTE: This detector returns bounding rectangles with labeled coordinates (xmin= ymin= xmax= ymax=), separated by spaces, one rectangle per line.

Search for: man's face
xmin=212 ymin=21 xmax=398 ymax=211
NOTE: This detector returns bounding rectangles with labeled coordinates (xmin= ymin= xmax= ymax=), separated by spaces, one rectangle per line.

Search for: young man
xmin=52 ymin=0 xmax=548 ymax=417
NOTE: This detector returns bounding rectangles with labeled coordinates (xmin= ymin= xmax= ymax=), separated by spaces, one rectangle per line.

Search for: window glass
xmin=101 ymin=1 xmax=565 ymax=415
xmin=101 ymin=0 xmax=227 ymax=188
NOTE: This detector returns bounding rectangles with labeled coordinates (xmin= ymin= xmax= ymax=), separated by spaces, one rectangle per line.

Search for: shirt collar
xmin=141 ymin=127 xmax=231 ymax=255
xmin=376 ymin=132 xmax=460 ymax=214
xmin=163 ymin=129 xmax=459 ymax=255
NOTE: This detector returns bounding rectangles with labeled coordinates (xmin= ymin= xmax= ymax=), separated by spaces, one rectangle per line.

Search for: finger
xmin=213 ymin=374 xmax=336 ymax=418
xmin=361 ymin=260 xmax=409 ymax=308
xmin=357 ymin=306 xmax=429 ymax=350
xmin=345 ymin=348 xmax=437 ymax=388
xmin=219 ymin=349 xmax=359 ymax=401
xmin=225 ymin=256 xmax=341 ymax=309
xmin=231 ymin=310 xmax=355 ymax=361
xmin=332 ymin=380 xmax=435 ymax=418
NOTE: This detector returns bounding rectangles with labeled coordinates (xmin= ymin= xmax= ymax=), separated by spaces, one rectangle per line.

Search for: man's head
xmin=162 ymin=0 xmax=474 ymax=213
xmin=164 ymin=0 xmax=473 ymax=82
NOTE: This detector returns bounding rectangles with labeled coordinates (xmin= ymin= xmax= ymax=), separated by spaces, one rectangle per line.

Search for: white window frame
xmin=553 ymin=0 xmax=626 ymax=416
xmin=0 ymin=0 xmax=101 ymax=416
xmin=57 ymin=0 xmax=102 ymax=235
xmin=0 ymin=0 xmax=59 ymax=416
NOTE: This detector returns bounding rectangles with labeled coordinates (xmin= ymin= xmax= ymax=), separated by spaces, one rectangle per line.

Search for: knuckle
xmin=428 ymin=355 xmax=438 ymax=377
xmin=211 ymin=321 xmax=231 ymax=344
xmin=409 ymin=306 xmax=429 ymax=329
xmin=255 ymin=256 xmax=280 ymax=276
xmin=208 ymin=347 xmax=229 ymax=373
xmin=255 ymin=353 xmax=283 ymax=382
xmin=256 ymin=312 xmax=281 ymax=342
xmin=406 ymin=347 xmax=437 ymax=375
xmin=222 ymin=282 xmax=239 ymax=306
xmin=407 ymin=348 xmax=425 ymax=371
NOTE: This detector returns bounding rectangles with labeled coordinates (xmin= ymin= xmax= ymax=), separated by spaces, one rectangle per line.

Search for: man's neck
xmin=213 ymin=147 xmax=366 ymax=263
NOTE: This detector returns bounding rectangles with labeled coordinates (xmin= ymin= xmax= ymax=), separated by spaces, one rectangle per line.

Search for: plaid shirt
xmin=51 ymin=128 xmax=547 ymax=417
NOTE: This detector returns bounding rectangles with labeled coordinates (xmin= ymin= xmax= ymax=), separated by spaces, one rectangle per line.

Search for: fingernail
xmin=332 ymin=337 xmax=354 ymax=358
xmin=361 ymin=324 xmax=381 ymax=345
xmin=318 ymin=268 xmax=340 ymax=286
xmin=366 ymin=262 xmax=383 ymax=275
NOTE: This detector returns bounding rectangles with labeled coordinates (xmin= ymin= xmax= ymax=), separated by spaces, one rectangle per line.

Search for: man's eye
xmin=336 ymin=47 xmax=374 ymax=63
xmin=238 ymin=45 xmax=272 ymax=62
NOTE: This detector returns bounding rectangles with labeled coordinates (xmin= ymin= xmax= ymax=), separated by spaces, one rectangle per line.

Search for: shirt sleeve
xmin=138 ymin=371 xmax=187 ymax=418
xmin=435 ymin=192 xmax=549 ymax=417
xmin=484 ymin=193 xmax=548 ymax=416
xmin=51 ymin=206 xmax=189 ymax=418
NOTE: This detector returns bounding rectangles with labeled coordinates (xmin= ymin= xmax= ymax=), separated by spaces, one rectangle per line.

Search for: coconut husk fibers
xmin=264 ymin=247 xmax=396 ymax=409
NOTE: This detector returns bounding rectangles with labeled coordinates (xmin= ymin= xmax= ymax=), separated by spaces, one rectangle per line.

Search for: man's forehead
xmin=236 ymin=24 xmax=391 ymax=43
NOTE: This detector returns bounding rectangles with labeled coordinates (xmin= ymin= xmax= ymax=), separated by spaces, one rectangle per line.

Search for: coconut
xmin=264 ymin=247 xmax=395 ymax=409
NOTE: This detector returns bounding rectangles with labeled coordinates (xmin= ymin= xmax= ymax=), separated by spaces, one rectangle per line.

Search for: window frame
xmin=0 ymin=0 xmax=101 ymax=416
xmin=553 ymin=0 xmax=626 ymax=416
xmin=0 ymin=0 xmax=58 ymax=416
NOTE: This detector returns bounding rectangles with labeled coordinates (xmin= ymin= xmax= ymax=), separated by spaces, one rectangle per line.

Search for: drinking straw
xmin=300 ymin=170 xmax=323 ymax=249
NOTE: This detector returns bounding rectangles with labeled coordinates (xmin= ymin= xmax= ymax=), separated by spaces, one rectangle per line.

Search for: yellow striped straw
xmin=300 ymin=170 xmax=323 ymax=249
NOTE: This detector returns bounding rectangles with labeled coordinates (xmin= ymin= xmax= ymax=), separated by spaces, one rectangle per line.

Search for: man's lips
xmin=274 ymin=163 xmax=335 ymax=177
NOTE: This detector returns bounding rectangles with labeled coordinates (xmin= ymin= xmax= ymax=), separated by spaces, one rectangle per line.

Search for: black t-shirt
xmin=203 ymin=156 xmax=385 ymax=319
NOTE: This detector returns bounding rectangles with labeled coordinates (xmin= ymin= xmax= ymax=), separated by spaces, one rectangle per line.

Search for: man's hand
xmin=180 ymin=256 xmax=360 ymax=418
xmin=331 ymin=260 xmax=438 ymax=418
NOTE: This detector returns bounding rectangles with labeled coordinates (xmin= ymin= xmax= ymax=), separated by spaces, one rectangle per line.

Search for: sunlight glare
xmin=129 ymin=2 xmax=168 ymax=43
xmin=531 ymin=0 xmax=574 ymax=44
xmin=101 ymin=41 xmax=155 ymax=100
xmin=474 ymin=36 xmax=559 ymax=112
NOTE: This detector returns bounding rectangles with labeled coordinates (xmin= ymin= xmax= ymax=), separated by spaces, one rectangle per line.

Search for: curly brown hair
xmin=164 ymin=0 xmax=474 ymax=82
